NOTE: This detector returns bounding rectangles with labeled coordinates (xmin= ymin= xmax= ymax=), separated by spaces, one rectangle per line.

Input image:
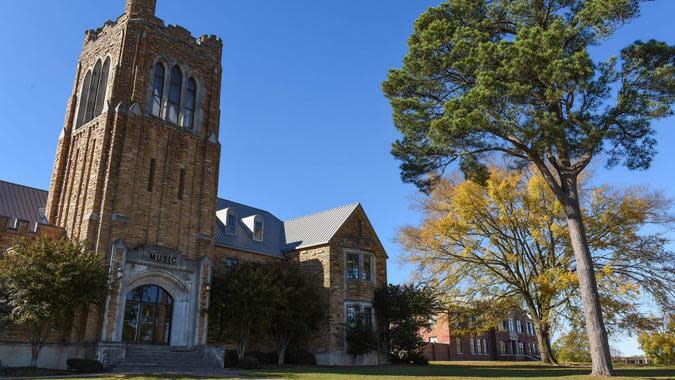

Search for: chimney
xmin=125 ymin=0 xmax=156 ymax=18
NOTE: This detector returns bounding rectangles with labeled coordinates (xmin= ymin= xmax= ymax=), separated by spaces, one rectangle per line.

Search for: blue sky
xmin=0 ymin=1 xmax=673 ymax=356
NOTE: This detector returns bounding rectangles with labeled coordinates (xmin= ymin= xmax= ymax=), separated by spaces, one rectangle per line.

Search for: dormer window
xmin=253 ymin=217 xmax=263 ymax=241
xmin=225 ymin=208 xmax=236 ymax=234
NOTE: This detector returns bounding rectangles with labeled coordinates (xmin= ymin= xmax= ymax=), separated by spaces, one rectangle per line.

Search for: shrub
xmin=246 ymin=351 xmax=277 ymax=365
xmin=346 ymin=320 xmax=378 ymax=357
xmin=223 ymin=349 xmax=239 ymax=368
xmin=284 ymin=347 xmax=316 ymax=365
xmin=404 ymin=350 xmax=429 ymax=366
xmin=237 ymin=356 xmax=260 ymax=370
xmin=66 ymin=358 xmax=104 ymax=373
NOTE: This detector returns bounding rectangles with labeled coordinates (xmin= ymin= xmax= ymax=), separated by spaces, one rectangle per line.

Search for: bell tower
xmin=45 ymin=0 xmax=223 ymax=355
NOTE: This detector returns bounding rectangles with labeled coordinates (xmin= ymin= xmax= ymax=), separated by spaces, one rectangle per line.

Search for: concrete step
xmin=112 ymin=345 xmax=223 ymax=371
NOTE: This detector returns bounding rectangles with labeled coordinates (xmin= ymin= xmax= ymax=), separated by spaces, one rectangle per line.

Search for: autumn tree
xmin=553 ymin=329 xmax=592 ymax=363
xmin=398 ymin=167 xmax=674 ymax=364
xmin=0 ymin=237 xmax=108 ymax=367
xmin=638 ymin=313 xmax=675 ymax=365
xmin=383 ymin=0 xmax=675 ymax=375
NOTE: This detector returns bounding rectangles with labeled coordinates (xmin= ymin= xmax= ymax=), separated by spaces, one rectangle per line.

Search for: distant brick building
xmin=0 ymin=0 xmax=387 ymax=369
xmin=421 ymin=310 xmax=540 ymax=361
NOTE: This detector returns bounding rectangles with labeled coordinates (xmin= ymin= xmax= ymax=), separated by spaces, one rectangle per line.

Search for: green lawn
xmin=57 ymin=361 xmax=675 ymax=380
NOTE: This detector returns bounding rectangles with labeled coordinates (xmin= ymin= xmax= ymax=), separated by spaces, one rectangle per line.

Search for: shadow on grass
xmin=250 ymin=362 xmax=675 ymax=379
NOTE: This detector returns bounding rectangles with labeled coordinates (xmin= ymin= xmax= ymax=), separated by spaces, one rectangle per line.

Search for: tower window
xmin=76 ymin=70 xmax=92 ymax=128
xmin=150 ymin=62 xmax=165 ymax=117
xmin=93 ymin=57 xmax=110 ymax=116
xmin=84 ymin=59 xmax=102 ymax=122
xmin=177 ymin=168 xmax=185 ymax=200
xmin=167 ymin=65 xmax=182 ymax=123
xmin=183 ymin=77 xmax=196 ymax=129
xmin=147 ymin=158 xmax=156 ymax=192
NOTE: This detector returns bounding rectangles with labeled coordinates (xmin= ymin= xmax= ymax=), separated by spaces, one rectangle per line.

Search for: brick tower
xmin=44 ymin=0 xmax=223 ymax=363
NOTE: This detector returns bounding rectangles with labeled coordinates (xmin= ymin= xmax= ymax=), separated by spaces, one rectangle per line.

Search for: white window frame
xmin=517 ymin=319 xmax=523 ymax=334
xmin=508 ymin=319 xmax=515 ymax=332
xmin=344 ymin=250 xmax=376 ymax=283
xmin=455 ymin=337 xmax=462 ymax=354
xmin=343 ymin=301 xmax=376 ymax=342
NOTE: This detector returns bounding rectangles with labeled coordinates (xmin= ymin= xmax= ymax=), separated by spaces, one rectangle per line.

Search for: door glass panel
xmin=122 ymin=285 xmax=173 ymax=345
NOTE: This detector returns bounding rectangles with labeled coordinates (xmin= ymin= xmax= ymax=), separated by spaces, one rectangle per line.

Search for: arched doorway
xmin=122 ymin=285 xmax=173 ymax=344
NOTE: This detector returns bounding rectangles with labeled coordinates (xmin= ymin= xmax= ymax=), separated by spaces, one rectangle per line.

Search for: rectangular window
xmin=253 ymin=220 xmax=263 ymax=241
xmin=346 ymin=253 xmax=360 ymax=279
xmin=508 ymin=319 xmax=515 ymax=332
xmin=500 ymin=341 xmax=507 ymax=354
xmin=456 ymin=337 xmax=462 ymax=354
xmin=476 ymin=339 xmax=481 ymax=355
xmin=226 ymin=212 xmax=236 ymax=234
xmin=483 ymin=339 xmax=488 ymax=354
xmin=518 ymin=341 xmax=524 ymax=354
xmin=470 ymin=338 xmax=475 ymax=354
xmin=517 ymin=320 xmax=523 ymax=334
xmin=363 ymin=306 xmax=373 ymax=332
xmin=177 ymin=168 xmax=185 ymax=200
xmin=224 ymin=257 xmax=239 ymax=268
xmin=346 ymin=304 xmax=358 ymax=326
xmin=147 ymin=158 xmax=156 ymax=192
xmin=429 ymin=336 xmax=438 ymax=343
xmin=363 ymin=254 xmax=373 ymax=281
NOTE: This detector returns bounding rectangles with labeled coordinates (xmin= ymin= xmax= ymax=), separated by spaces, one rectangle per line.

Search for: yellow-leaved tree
xmin=399 ymin=167 xmax=674 ymax=364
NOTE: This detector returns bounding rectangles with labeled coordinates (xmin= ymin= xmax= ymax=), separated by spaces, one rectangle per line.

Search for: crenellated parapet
xmin=0 ymin=215 xmax=67 ymax=250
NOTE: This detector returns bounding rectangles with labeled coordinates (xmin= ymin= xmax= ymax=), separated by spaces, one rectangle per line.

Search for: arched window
xmin=167 ymin=65 xmax=182 ymax=123
xmin=150 ymin=62 xmax=165 ymax=117
xmin=183 ymin=77 xmax=197 ymax=129
xmin=76 ymin=70 xmax=92 ymax=128
xmin=93 ymin=57 xmax=111 ymax=116
xmin=84 ymin=59 xmax=102 ymax=123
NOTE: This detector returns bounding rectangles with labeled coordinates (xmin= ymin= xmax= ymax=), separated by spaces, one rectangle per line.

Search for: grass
xmin=54 ymin=361 xmax=675 ymax=380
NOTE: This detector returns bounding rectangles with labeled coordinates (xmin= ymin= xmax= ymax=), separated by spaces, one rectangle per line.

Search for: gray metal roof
xmin=0 ymin=180 xmax=48 ymax=227
xmin=215 ymin=198 xmax=287 ymax=258
xmin=0 ymin=178 xmax=363 ymax=258
xmin=214 ymin=199 xmax=360 ymax=256
xmin=283 ymin=203 xmax=360 ymax=250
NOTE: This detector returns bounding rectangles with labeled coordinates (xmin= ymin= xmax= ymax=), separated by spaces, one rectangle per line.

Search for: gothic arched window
xmin=93 ymin=57 xmax=111 ymax=116
xmin=167 ymin=65 xmax=182 ymax=123
xmin=183 ymin=77 xmax=197 ymax=129
xmin=84 ymin=59 xmax=102 ymax=123
xmin=76 ymin=70 xmax=92 ymax=128
xmin=150 ymin=62 xmax=165 ymax=117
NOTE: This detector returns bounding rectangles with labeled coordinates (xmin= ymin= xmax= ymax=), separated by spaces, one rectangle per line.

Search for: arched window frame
xmin=182 ymin=77 xmax=197 ymax=130
xmin=149 ymin=61 xmax=166 ymax=117
xmin=93 ymin=57 xmax=111 ymax=116
xmin=76 ymin=70 xmax=92 ymax=128
xmin=84 ymin=59 xmax=102 ymax=123
xmin=166 ymin=65 xmax=183 ymax=124
xmin=147 ymin=57 xmax=202 ymax=131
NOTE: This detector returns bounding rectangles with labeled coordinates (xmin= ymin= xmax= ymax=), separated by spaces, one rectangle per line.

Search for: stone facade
xmin=0 ymin=0 xmax=388 ymax=369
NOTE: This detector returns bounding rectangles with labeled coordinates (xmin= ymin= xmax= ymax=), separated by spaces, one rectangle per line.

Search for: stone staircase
xmin=112 ymin=345 xmax=224 ymax=373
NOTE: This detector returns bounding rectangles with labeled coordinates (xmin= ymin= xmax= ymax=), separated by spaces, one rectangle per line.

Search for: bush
xmin=404 ymin=350 xmax=429 ymax=365
xmin=223 ymin=350 xmax=239 ymax=368
xmin=237 ymin=356 xmax=260 ymax=370
xmin=246 ymin=351 xmax=277 ymax=365
xmin=66 ymin=358 xmax=104 ymax=373
xmin=285 ymin=347 xmax=316 ymax=365
xmin=346 ymin=320 xmax=378 ymax=357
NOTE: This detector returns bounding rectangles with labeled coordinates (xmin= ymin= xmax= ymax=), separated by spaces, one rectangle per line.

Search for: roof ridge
xmin=0 ymin=179 xmax=48 ymax=194
xmin=284 ymin=202 xmax=360 ymax=223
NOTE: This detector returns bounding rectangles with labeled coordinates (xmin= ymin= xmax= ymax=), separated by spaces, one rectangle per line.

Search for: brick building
xmin=0 ymin=0 xmax=387 ymax=369
xmin=421 ymin=310 xmax=541 ymax=361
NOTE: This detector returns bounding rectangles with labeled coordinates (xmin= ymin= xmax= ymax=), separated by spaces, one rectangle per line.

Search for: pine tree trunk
xmin=561 ymin=175 xmax=614 ymax=376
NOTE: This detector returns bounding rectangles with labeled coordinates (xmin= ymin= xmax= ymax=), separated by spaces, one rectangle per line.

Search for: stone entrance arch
xmin=101 ymin=241 xmax=211 ymax=348
xmin=122 ymin=284 xmax=174 ymax=345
